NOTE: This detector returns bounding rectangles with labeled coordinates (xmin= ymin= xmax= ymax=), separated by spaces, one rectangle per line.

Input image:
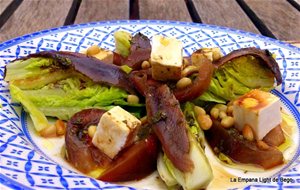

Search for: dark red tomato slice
xmin=65 ymin=108 xmax=112 ymax=173
xmin=205 ymin=120 xmax=283 ymax=169
xmin=173 ymin=57 xmax=214 ymax=102
xmin=129 ymin=59 xmax=213 ymax=103
xmin=99 ymin=134 xmax=159 ymax=182
xmin=113 ymin=52 xmax=126 ymax=66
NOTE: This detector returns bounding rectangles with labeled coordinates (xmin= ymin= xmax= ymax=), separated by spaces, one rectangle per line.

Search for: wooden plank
xmin=191 ymin=0 xmax=259 ymax=34
xmin=0 ymin=0 xmax=73 ymax=42
xmin=286 ymin=41 xmax=300 ymax=48
xmin=0 ymin=0 xmax=13 ymax=15
xmin=292 ymin=43 xmax=300 ymax=48
xmin=139 ymin=0 xmax=192 ymax=22
xmin=244 ymin=0 xmax=300 ymax=41
xmin=75 ymin=0 xmax=129 ymax=24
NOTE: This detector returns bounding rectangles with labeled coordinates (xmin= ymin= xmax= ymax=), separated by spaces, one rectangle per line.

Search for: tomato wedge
xmin=99 ymin=134 xmax=159 ymax=182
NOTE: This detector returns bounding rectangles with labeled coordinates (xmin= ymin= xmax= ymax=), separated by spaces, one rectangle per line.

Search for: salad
xmin=4 ymin=31 xmax=295 ymax=190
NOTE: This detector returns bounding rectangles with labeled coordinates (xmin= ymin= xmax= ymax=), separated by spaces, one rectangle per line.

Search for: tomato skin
xmin=113 ymin=52 xmax=126 ymax=66
xmin=173 ymin=57 xmax=213 ymax=102
xmin=99 ymin=134 xmax=159 ymax=182
xmin=129 ymin=59 xmax=213 ymax=103
xmin=65 ymin=109 xmax=111 ymax=173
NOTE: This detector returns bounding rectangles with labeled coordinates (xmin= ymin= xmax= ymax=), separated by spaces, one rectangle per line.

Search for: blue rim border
xmin=0 ymin=20 xmax=300 ymax=190
xmin=270 ymin=90 xmax=300 ymax=177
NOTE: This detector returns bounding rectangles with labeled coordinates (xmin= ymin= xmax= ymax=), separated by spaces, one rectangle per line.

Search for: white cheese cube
xmin=233 ymin=89 xmax=282 ymax=140
xmin=92 ymin=106 xmax=141 ymax=159
xmin=151 ymin=35 xmax=183 ymax=81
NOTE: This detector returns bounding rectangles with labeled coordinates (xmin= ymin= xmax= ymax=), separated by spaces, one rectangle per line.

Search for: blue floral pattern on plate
xmin=0 ymin=20 xmax=299 ymax=190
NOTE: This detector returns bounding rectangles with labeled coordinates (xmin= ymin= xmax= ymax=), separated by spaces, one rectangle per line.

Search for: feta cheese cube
xmin=151 ymin=35 xmax=183 ymax=81
xmin=233 ymin=89 xmax=282 ymax=140
xmin=92 ymin=106 xmax=141 ymax=159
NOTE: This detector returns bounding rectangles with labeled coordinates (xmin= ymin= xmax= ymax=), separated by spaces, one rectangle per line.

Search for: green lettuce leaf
xmin=6 ymin=57 xmax=144 ymax=130
xmin=182 ymin=102 xmax=205 ymax=148
xmin=5 ymin=57 xmax=75 ymax=90
xmin=114 ymin=31 xmax=132 ymax=57
xmin=19 ymin=77 xmax=142 ymax=120
xmin=9 ymin=84 xmax=50 ymax=132
xmin=197 ymin=55 xmax=275 ymax=103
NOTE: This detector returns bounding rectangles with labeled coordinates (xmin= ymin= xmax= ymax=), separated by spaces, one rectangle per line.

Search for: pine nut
xmin=221 ymin=116 xmax=234 ymax=128
xmin=204 ymin=52 xmax=213 ymax=61
xmin=212 ymin=47 xmax=222 ymax=61
xmin=210 ymin=107 xmax=219 ymax=119
xmin=141 ymin=61 xmax=151 ymax=69
xmin=219 ymin=111 xmax=227 ymax=119
xmin=242 ymin=124 xmax=254 ymax=141
xmin=127 ymin=95 xmax=139 ymax=104
xmin=40 ymin=125 xmax=56 ymax=137
xmin=55 ymin=120 xmax=66 ymax=136
xmin=194 ymin=106 xmax=206 ymax=116
xmin=197 ymin=114 xmax=212 ymax=130
xmin=227 ymin=105 xmax=233 ymax=115
xmin=176 ymin=77 xmax=192 ymax=89
xmin=88 ymin=125 xmax=97 ymax=138
xmin=181 ymin=65 xmax=199 ymax=77
xmin=87 ymin=45 xmax=100 ymax=55
xmin=215 ymin=104 xmax=227 ymax=112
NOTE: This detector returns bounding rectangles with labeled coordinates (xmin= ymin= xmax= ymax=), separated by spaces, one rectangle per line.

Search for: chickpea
xmin=221 ymin=116 xmax=234 ymax=128
xmin=55 ymin=120 xmax=66 ymax=136
xmin=194 ymin=106 xmax=206 ymax=116
xmin=181 ymin=65 xmax=198 ymax=77
xmin=86 ymin=45 xmax=100 ymax=55
xmin=219 ymin=111 xmax=227 ymax=119
xmin=197 ymin=114 xmax=212 ymax=130
xmin=210 ymin=107 xmax=219 ymax=119
xmin=127 ymin=95 xmax=139 ymax=104
xmin=88 ymin=125 xmax=97 ymax=138
xmin=242 ymin=124 xmax=254 ymax=141
xmin=176 ymin=77 xmax=192 ymax=89
xmin=215 ymin=104 xmax=227 ymax=112
xmin=257 ymin=140 xmax=269 ymax=150
xmin=141 ymin=61 xmax=151 ymax=69
xmin=40 ymin=125 xmax=56 ymax=137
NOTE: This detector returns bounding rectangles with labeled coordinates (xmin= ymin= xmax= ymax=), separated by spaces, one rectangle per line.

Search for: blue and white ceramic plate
xmin=0 ymin=20 xmax=299 ymax=190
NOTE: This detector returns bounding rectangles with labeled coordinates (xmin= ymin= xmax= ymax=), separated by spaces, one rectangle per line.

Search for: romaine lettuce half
xmin=9 ymin=84 xmax=50 ymax=132
xmin=5 ymin=57 xmax=144 ymax=132
xmin=196 ymin=55 xmax=276 ymax=103
xmin=20 ymin=77 xmax=137 ymax=120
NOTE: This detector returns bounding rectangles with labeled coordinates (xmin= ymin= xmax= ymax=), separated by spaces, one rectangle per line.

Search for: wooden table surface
xmin=0 ymin=0 xmax=299 ymax=47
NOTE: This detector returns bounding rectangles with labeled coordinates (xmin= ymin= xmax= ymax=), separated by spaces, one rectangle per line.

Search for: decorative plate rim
xmin=0 ymin=20 xmax=300 ymax=53
xmin=0 ymin=20 xmax=300 ymax=190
